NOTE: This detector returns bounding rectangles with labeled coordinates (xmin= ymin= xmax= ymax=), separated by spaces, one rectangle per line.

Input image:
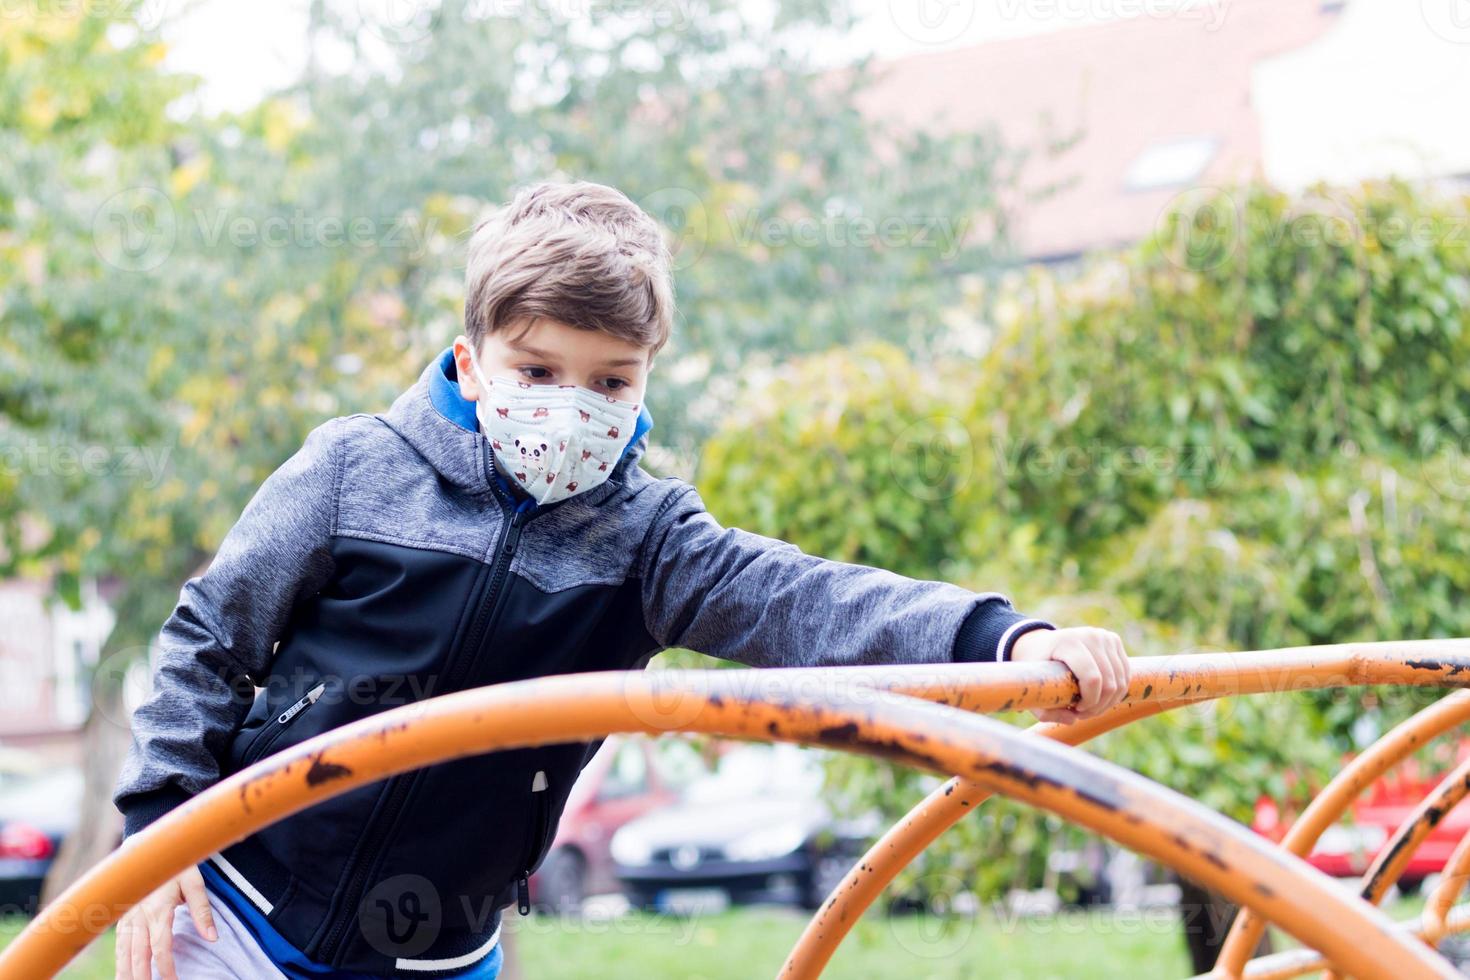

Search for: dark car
xmin=0 ymin=767 xmax=84 ymax=915
xmin=529 ymin=734 xmax=706 ymax=912
xmin=610 ymin=744 xmax=871 ymax=912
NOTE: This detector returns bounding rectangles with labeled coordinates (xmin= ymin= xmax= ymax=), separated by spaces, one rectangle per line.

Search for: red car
xmin=529 ymin=735 xmax=706 ymax=912
xmin=1253 ymin=748 xmax=1470 ymax=888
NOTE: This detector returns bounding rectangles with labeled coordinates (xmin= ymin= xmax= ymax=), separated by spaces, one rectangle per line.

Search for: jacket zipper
xmin=241 ymin=682 xmax=326 ymax=767
xmin=316 ymin=476 xmax=536 ymax=965
xmin=517 ymin=770 xmax=551 ymax=915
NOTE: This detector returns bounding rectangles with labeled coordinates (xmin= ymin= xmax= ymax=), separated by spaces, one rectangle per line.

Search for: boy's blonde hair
xmin=464 ymin=180 xmax=675 ymax=359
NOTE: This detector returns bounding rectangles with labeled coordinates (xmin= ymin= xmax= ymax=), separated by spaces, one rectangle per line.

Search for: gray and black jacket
xmin=112 ymin=348 xmax=1053 ymax=975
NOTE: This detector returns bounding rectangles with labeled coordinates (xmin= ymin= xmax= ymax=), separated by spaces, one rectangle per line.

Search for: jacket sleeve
xmin=112 ymin=418 xmax=343 ymax=838
xmin=637 ymin=484 xmax=1054 ymax=668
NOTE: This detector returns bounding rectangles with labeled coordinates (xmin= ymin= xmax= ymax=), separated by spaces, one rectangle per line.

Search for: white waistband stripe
xmin=207 ymin=852 xmax=275 ymax=914
xmin=394 ymin=924 xmax=502 ymax=972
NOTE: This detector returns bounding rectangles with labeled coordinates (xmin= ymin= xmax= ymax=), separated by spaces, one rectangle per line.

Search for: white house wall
xmin=1254 ymin=0 xmax=1470 ymax=190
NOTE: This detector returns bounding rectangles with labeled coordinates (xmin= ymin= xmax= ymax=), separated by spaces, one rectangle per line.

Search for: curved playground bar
xmin=5 ymin=640 xmax=1470 ymax=978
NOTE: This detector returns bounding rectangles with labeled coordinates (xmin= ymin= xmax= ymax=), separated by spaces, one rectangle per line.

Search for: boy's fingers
xmin=148 ymin=908 xmax=177 ymax=980
xmin=1091 ymin=633 xmax=1121 ymax=710
xmin=1084 ymin=635 xmax=1119 ymax=710
xmin=1082 ymin=629 xmax=1124 ymax=711
xmin=130 ymin=913 xmax=152 ymax=980
xmin=1033 ymin=707 xmax=1078 ymax=726
xmin=1056 ymin=641 xmax=1102 ymax=711
xmin=181 ymin=870 xmax=218 ymax=941
xmin=1108 ymin=633 xmax=1130 ymax=706
xmin=114 ymin=912 xmax=132 ymax=980
xmin=1090 ymin=632 xmax=1121 ymax=708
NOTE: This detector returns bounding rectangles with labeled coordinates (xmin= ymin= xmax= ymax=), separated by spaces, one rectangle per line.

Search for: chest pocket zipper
xmin=241 ymin=682 xmax=327 ymax=767
xmin=517 ymin=770 xmax=551 ymax=915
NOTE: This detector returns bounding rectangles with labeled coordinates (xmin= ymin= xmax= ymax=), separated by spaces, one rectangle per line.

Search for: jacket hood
xmin=377 ymin=348 xmax=655 ymax=503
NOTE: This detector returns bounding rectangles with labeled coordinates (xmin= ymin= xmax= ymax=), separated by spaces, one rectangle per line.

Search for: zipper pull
xmin=503 ymin=510 xmax=530 ymax=556
xmin=518 ymin=768 xmax=549 ymax=916
xmin=277 ymin=682 xmax=326 ymax=724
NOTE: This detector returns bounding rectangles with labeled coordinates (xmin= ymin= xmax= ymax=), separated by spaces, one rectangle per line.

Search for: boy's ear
xmin=453 ymin=335 xmax=481 ymax=402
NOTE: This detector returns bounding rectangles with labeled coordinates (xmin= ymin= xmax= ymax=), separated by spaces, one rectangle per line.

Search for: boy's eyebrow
xmin=508 ymin=342 xmax=561 ymax=361
xmin=511 ymin=341 xmax=643 ymax=370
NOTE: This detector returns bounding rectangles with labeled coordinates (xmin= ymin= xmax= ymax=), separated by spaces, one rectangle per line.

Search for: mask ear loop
xmin=466 ymin=352 xmax=499 ymax=437
xmin=467 ymin=349 xmax=495 ymax=394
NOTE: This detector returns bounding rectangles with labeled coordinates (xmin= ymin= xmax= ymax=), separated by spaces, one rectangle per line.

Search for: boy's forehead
xmin=493 ymin=318 xmax=653 ymax=366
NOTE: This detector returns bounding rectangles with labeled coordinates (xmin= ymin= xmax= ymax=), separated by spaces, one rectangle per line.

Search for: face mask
xmin=468 ymin=352 xmax=641 ymax=505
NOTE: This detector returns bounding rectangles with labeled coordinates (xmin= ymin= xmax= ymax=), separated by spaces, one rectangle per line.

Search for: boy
xmin=112 ymin=180 xmax=1129 ymax=979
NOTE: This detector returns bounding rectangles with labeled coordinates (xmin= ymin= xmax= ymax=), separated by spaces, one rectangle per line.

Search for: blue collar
xmin=428 ymin=347 xmax=482 ymax=432
xmin=427 ymin=345 xmax=655 ymax=459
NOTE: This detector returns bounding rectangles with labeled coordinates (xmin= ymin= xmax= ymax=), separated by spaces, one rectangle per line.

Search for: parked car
xmin=610 ymin=743 xmax=873 ymax=912
xmin=0 ymin=766 xmax=84 ymax=915
xmin=1252 ymin=751 xmax=1470 ymax=888
xmin=529 ymin=735 xmax=706 ymax=912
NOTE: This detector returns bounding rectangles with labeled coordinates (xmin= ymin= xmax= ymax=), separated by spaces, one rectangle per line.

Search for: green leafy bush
xmin=696 ymin=179 xmax=1470 ymax=901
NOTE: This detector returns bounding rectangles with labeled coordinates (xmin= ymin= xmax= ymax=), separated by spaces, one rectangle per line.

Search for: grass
xmin=3 ymin=905 xmax=1192 ymax=979
xmin=0 ymin=917 xmax=113 ymax=979
xmin=8 ymin=895 xmax=1439 ymax=978
xmin=511 ymin=905 xmax=1192 ymax=978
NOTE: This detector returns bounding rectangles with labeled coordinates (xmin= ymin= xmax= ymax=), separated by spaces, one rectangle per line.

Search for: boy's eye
xmin=520 ymin=366 xmax=552 ymax=381
xmin=602 ymin=378 xmax=627 ymax=391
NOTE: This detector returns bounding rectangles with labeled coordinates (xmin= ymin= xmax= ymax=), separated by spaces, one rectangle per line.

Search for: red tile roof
xmin=855 ymin=0 xmax=1341 ymax=260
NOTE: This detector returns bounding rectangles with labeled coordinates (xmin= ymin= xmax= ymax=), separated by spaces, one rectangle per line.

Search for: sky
xmin=150 ymin=1 xmax=1470 ymax=204
xmin=154 ymin=0 xmax=1189 ymax=115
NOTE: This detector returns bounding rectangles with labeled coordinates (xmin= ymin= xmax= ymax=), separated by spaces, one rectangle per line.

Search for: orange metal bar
xmin=790 ymin=662 xmax=1470 ymax=980
xmin=1360 ymin=755 xmax=1470 ymax=906
xmin=1214 ymin=690 xmax=1470 ymax=976
xmin=1298 ymin=752 xmax=1470 ymax=980
xmin=2 ymin=670 xmax=1457 ymax=979
xmin=779 ymin=697 xmax=1184 ymax=979
xmin=1237 ymin=905 xmax=1470 ymax=980
xmin=1423 ymin=830 xmax=1470 ymax=939
xmin=777 ymin=639 xmax=1470 ymax=715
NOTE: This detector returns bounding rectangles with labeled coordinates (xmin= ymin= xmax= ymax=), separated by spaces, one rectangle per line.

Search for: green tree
xmin=1 ymin=0 xmax=1022 ymax=904
xmin=695 ymin=180 xmax=1470 ymax=938
xmin=5 ymin=0 xmax=1022 ymax=651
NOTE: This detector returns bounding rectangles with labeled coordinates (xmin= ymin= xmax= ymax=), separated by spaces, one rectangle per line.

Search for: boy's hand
xmin=1011 ymin=627 xmax=1130 ymax=725
xmin=115 ymin=865 xmax=216 ymax=980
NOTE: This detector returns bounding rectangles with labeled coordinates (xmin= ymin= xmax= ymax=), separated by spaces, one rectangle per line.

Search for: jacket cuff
xmin=952 ymin=597 xmax=1056 ymax=663
xmin=118 ymin=785 xmax=193 ymax=839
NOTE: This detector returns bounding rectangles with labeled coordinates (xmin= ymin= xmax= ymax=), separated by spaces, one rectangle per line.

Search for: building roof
xmin=854 ymin=0 xmax=1341 ymax=261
